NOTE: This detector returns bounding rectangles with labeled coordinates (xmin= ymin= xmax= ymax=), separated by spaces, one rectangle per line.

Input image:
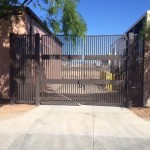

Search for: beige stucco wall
xmin=143 ymin=11 xmax=150 ymax=107
xmin=0 ymin=20 xmax=10 ymax=99
xmin=0 ymin=15 xmax=27 ymax=100
xmin=144 ymin=41 xmax=150 ymax=106
xmin=0 ymin=11 xmax=62 ymax=101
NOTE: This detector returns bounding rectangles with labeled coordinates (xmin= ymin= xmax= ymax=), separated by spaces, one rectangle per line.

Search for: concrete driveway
xmin=0 ymin=106 xmax=150 ymax=150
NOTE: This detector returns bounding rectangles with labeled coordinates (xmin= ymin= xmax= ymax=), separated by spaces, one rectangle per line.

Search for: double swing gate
xmin=10 ymin=33 xmax=144 ymax=106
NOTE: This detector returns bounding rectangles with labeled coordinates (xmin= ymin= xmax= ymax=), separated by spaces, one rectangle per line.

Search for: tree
xmin=0 ymin=0 xmax=87 ymax=38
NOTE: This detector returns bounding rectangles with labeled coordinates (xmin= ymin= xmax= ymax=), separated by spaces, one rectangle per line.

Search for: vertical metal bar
xmin=22 ymin=36 xmax=24 ymax=102
xmin=84 ymin=36 xmax=86 ymax=101
xmin=35 ymin=33 xmax=40 ymax=105
xmin=41 ymin=36 xmax=44 ymax=102
xmin=127 ymin=33 xmax=134 ymax=107
xmin=9 ymin=33 xmax=16 ymax=104
xmin=141 ymin=36 xmax=145 ymax=107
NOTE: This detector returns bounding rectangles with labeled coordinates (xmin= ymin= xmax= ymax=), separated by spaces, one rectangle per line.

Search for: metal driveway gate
xmin=10 ymin=33 xmax=144 ymax=106
xmin=40 ymin=35 xmax=127 ymax=106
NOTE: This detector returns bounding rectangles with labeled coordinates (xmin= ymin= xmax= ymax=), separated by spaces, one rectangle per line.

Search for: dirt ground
xmin=0 ymin=104 xmax=36 ymax=120
xmin=0 ymin=104 xmax=150 ymax=121
xmin=131 ymin=107 xmax=150 ymax=121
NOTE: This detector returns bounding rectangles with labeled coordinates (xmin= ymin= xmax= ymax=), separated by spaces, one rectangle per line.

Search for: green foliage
xmin=0 ymin=0 xmax=21 ymax=20
xmin=62 ymin=0 xmax=87 ymax=38
xmin=0 ymin=0 xmax=19 ymax=5
xmin=139 ymin=21 xmax=150 ymax=40
xmin=50 ymin=19 xmax=60 ymax=33
xmin=0 ymin=0 xmax=87 ymax=40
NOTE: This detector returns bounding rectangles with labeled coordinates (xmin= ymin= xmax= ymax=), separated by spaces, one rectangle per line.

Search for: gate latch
xmin=78 ymin=80 xmax=82 ymax=88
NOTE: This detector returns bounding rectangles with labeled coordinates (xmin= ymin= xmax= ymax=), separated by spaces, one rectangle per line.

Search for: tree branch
xmin=27 ymin=0 xmax=33 ymax=5
xmin=21 ymin=0 xmax=31 ymax=6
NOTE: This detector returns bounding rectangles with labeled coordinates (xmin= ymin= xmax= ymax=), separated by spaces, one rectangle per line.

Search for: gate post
xmin=35 ymin=33 xmax=40 ymax=105
xmin=127 ymin=32 xmax=134 ymax=108
xmin=9 ymin=33 xmax=15 ymax=104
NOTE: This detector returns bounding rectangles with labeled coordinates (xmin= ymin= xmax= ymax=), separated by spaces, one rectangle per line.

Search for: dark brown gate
xmin=9 ymin=33 xmax=144 ymax=106
xmin=40 ymin=35 xmax=127 ymax=106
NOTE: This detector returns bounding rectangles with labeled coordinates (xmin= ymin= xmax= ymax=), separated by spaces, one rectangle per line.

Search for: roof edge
xmin=24 ymin=7 xmax=62 ymax=45
xmin=125 ymin=11 xmax=148 ymax=34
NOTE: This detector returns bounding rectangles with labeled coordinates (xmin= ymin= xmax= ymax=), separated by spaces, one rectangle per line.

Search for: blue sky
xmin=27 ymin=0 xmax=150 ymax=35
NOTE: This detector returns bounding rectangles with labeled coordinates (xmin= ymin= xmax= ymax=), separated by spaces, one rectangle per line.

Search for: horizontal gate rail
xmin=41 ymin=55 xmax=82 ymax=60
xmin=42 ymin=79 xmax=125 ymax=85
xmin=41 ymin=55 xmax=126 ymax=60
xmin=18 ymin=54 xmax=36 ymax=59
xmin=84 ymin=55 xmax=126 ymax=60
xmin=14 ymin=79 xmax=35 ymax=84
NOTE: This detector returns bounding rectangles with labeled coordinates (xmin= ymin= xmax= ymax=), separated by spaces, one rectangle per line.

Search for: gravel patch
xmin=0 ymin=104 xmax=36 ymax=120
xmin=130 ymin=107 xmax=150 ymax=121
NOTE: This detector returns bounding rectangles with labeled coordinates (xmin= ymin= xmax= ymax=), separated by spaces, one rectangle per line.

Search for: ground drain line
xmin=45 ymin=87 xmax=82 ymax=106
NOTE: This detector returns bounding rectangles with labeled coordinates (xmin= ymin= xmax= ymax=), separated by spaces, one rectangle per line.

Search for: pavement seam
xmin=93 ymin=106 xmax=95 ymax=150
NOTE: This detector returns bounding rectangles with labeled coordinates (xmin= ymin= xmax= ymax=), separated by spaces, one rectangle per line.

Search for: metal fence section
xmin=10 ymin=33 xmax=37 ymax=104
xmin=127 ymin=34 xmax=144 ymax=106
